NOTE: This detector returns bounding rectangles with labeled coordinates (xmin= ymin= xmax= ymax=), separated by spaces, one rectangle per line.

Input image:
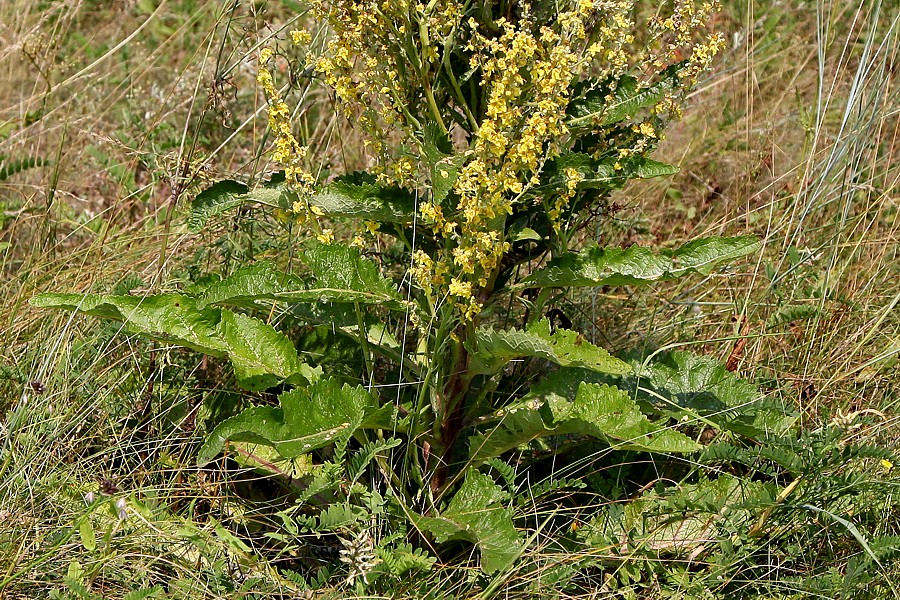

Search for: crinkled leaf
xmin=299 ymin=242 xmax=404 ymax=308
xmin=582 ymin=474 xmax=760 ymax=553
xmin=308 ymin=172 xmax=416 ymax=223
xmin=412 ymin=471 xmax=521 ymax=573
xmin=627 ymin=351 xmax=797 ymax=436
xmin=197 ymin=251 xmax=403 ymax=309
xmin=468 ymin=318 xmax=632 ymax=376
xmin=566 ymin=72 xmax=676 ymax=130
xmin=548 ymin=382 xmax=701 ymax=453
xmin=470 ymin=376 xmax=699 ymax=463
xmin=197 ymin=378 xmax=396 ymax=464
xmin=524 ymin=236 xmax=760 ymax=288
xmin=30 ymin=293 xmax=317 ymax=390
xmin=534 ymin=152 xmax=678 ymax=197
xmin=188 ymin=179 xmax=249 ymax=232
xmin=468 ymin=401 xmax=552 ymax=465
xmin=196 ymin=261 xmax=301 ymax=309
xmin=422 ymin=122 xmax=466 ymax=205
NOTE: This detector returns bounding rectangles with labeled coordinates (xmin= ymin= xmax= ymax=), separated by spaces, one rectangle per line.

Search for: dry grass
xmin=1 ymin=1 xmax=898 ymax=598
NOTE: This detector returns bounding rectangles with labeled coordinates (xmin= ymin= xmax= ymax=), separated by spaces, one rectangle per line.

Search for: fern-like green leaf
xmin=377 ymin=542 xmax=437 ymax=577
xmin=523 ymin=236 xmax=760 ymax=288
xmin=30 ymin=293 xmax=318 ymax=390
xmin=412 ymin=471 xmax=521 ymax=574
xmin=197 ymin=378 xmax=397 ymax=464
xmin=468 ymin=318 xmax=632 ymax=376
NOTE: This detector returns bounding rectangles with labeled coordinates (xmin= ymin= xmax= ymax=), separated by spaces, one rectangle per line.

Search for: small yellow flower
xmin=316 ymin=229 xmax=334 ymax=244
xmin=290 ymin=29 xmax=312 ymax=45
xmin=881 ymin=459 xmax=894 ymax=472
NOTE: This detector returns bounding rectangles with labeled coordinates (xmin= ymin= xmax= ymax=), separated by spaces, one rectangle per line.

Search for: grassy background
xmin=1 ymin=1 xmax=898 ymax=598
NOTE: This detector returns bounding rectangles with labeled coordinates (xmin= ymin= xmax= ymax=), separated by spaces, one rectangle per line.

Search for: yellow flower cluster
xmin=420 ymin=2 xmax=610 ymax=314
xmin=291 ymin=0 xmax=722 ymax=319
xmin=257 ymin=48 xmax=316 ymax=223
xmin=308 ymin=0 xmax=464 ymax=186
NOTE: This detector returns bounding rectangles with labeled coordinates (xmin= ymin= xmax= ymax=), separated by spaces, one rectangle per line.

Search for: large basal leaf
xmin=31 ymin=293 xmax=317 ymax=390
xmin=627 ymin=351 xmax=797 ymax=437
xmin=197 ymin=248 xmax=404 ymax=310
xmin=523 ymin=236 xmax=760 ymax=288
xmin=469 ymin=377 xmax=699 ymax=464
xmin=197 ymin=378 xmax=397 ymax=464
xmin=197 ymin=261 xmax=303 ymax=309
xmin=549 ymin=382 xmax=701 ymax=453
xmin=412 ymin=471 xmax=521 ymax=574
xmin=188 ymin=179 xmax=249 ymax=232
xmin=468 ymin=318 xmax=632 ymax=376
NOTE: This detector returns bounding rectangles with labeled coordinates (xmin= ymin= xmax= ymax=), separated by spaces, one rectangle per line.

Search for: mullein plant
xmin=35 ymin=0 xmax=775 ymax=579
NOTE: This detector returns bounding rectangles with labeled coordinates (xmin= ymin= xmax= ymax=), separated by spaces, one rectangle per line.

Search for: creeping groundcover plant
xmin=32 ymin=0 xmax=785 ymax=589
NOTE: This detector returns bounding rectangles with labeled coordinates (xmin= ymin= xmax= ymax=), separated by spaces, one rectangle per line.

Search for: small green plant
xmin=32 ymin=0 xmax=774 ymax=585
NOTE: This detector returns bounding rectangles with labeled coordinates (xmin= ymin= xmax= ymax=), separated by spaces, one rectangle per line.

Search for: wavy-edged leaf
xmin=537 ymin=152 xmax=678 ymax=195
xmin=308 ymin=172 xmax=416 ymax=223
xmin=189 ymin=179 xmax=249 ymax=232
xmin=298 ymin=241 xmax=404 ymax=308
xmin=627 ymin=351 xmax=797 ymax=436
xmin=469 ymin=402 xmax=552 ymax=465
xmin=197 ymin=261 xmax=302 ymax=309
xmin=549 ymin=382 xmax=701 ymax=453
xmin=422 ymin=122 xmax=466 ymax=205
xmin=469 ymin=378 xmax=699 ymax=464
xmin=566 ymin=72 xmax=676 ymax=130
xmin=412 ymin=471 xmax=521 ymax=573
xmin=197 ymin=378 xmax=397 ymax=464
xmin=30 ymin=293 xmax=317 ymax=390
xmin=468 ymin=318 xmax=632 ymax=376
xmin=199 ymin=247 xmax=403 ymax=310
xmin=523 ymin=235 xmax=760 ymax=288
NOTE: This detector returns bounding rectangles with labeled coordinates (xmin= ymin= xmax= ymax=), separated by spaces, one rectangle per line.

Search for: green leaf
xmin=468 ymin=403 xmax=552 ymax=465
xmin=523 ymin=236 xmax=760 ymax=288
xmin=566 ymin=73 xmax=675 ymax=130
xmin=548 ymin=382 xmax=701 ymax=453
xmin=195 ymin=261 xmax=300 ymax=309
xmin=307 ymin=172 xmax=416 ymax=223
xmin=468 ymin=319 xmax=632 ymax=376
xmin=627 ymin=351 xmax=797 ymax=436
xmin=198 ymin=247 xmax=404 ymax=310
xmin=77 ymin=517 xmax=96 ymax=552
xmin=582 ymin=474 xmax=759 ymax=553
xmin=535 ymin=152 xmax=678 ymax=197
xmin=412 ymin=471 xmax=521 ymax=573
xmin=299 ymin=241 xmax=405 ymax=308
xmin=197 ymin=378 xmax=397 ymax=464
xmin=188 ymin=179 xmax=249 ymax=232
xmin=422 ymin=122 xmax=465 ymax=204
xmin=31 ymin=293 xmax=317 ymax=390
xmin=469 ymin=376 xmax=699 ymax=464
